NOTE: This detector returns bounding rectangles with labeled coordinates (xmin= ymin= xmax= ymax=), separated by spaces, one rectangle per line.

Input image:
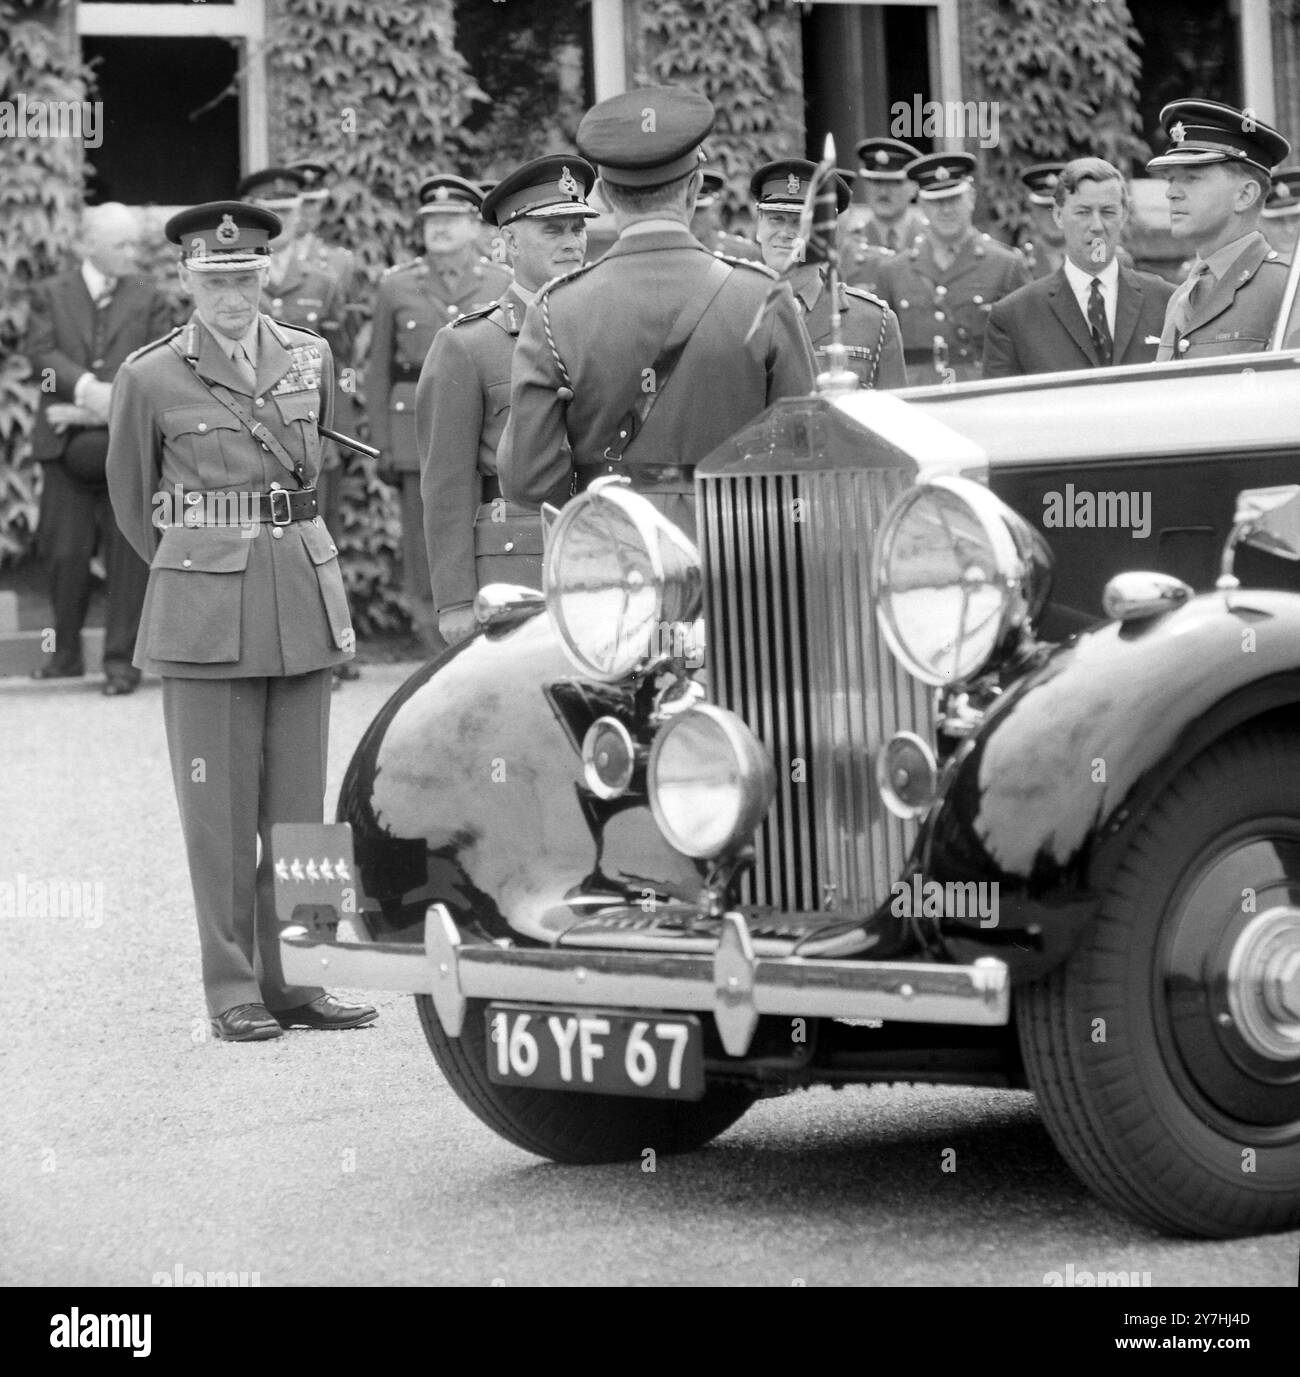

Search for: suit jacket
xmin=982 ymin=264 xmax=1175 ymax=378
xmin=787 ymin=265 xmax=908 ymax=389
xmin=497 ymin=224 xmax=815 ymax=520
xmin=26 ymin=267 xmax=175 ymax=462
xmin=367 ymin=253 xmax=512 ymax=469
xmin=1156 ymin=234 xmax=1289 ymax=362
xmin=876 ymin=231 xmax=1031 ymax=382
xmin=106 ymin=313 xmax=353 ymax=679
xmin=417 ymin=282 xmax=537 ymax=612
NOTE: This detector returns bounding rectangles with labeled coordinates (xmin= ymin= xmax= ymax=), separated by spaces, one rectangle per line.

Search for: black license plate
xmin=485 ymin=1004 xmax=704 ymax=1100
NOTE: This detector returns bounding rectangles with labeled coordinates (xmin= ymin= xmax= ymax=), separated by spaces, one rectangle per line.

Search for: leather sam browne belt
xmin=169 ymin=486 xmax=320 ymax=526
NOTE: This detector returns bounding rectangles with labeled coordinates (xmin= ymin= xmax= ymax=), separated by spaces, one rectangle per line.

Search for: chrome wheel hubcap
xmin=1227 ymin=908 xmax=1300 ymax=1061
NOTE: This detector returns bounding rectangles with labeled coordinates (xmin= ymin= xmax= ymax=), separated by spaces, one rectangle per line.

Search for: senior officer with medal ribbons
xmin=416 ymin=153 xmax=598 ymax=647
xmin=106 ymin=201 xmax=376 ymax=1043
xmin=1150 ymin=98 xmax=1292 ymax=361
xmin=750 ymin=158 xmax=907 ymax=389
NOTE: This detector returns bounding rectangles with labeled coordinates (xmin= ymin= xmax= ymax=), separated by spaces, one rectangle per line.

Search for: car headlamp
xmin=872 ymin=476 xmax=1052 ymax=687
xmin=648 ymin=705 xmax=775 ymax=860
xmin=544 ymin=477 xmax=702 ymax=681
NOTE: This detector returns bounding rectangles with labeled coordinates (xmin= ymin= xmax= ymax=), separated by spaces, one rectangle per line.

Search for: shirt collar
xmin=510 ymin=281 xmax=538 ymax=308
xmin=619 ymin=218 xmax=691 ymax=238
xmin=1197 ymin=230 xmax=1266 ymax=283
xmin=1063 ymin=254 xmax=1119 ymax=298
xmin=199 ymin=316 xmax=260 ymax=366
xmin=81 ymin=261 xmax=113 ymax=300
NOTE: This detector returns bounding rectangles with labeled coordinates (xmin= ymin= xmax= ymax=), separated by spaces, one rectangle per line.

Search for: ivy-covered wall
xmin=630 ymin=0 xmax=805 ymax=228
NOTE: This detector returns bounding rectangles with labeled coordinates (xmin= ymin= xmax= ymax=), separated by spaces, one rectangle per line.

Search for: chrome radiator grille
xmin=698 ymin=468 xmax=934 ymax=915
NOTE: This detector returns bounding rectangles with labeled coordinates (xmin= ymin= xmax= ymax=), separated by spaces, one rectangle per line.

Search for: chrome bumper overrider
xmin=281 ymin=906 xmax=1010 ymax=1056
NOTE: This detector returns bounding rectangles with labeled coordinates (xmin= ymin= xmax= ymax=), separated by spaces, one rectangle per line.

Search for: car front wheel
xmin=416 ymin=996 xmax=758 ymax=1164
xmin=1018 ymin=726 xmax=1300 ymax=1237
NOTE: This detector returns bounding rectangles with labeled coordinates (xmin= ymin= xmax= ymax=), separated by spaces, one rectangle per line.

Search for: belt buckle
xmin=268 ymin=488 xmax=293 ymax=526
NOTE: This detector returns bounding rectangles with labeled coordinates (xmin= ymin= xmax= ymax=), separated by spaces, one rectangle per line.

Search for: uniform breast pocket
xmin=486 ymin=380 xmax=512 ymax=418
xmin=159 ymin=404 xmax=243 ymax=473
xmin=145 ymin=527 xmax=252 ymax=664
xmin=272 ymin=392 xmax=322 ymax=471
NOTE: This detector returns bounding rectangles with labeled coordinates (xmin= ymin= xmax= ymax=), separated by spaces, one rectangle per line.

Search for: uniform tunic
xmin=1156 ymin=231 xmax=1289 ymax=361
xmin=106 ymin=313 xmax=353 ymax=1017
xmin=497 ymin=224 xmax=815 ymax=537
xmin=876 ymin=230 xmax=1032 ymax=382
xmin=786 ymin=264 xmax=908 ymax=389
xmin=416 ymin=282 xmax=541 ymax=613
xmin=840 ymin=206 xmax=927 ymax=291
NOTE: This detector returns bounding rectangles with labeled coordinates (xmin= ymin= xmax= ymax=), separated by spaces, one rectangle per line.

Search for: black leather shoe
xmin=211 ymin=1003 xmax=284 ymax=1042
xmin=333 ymin=662 xmax=361 ymax=681
xmin=274 ymin=993 xmax=378 ymax=1030
xmin=32 ymin=664 xmax=84 ymax=680
xmin=102 ymin=675 xmax=138 ymax=696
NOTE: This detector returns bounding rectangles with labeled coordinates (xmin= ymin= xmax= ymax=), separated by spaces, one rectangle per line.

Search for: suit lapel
xmin=70 ymin=270 xmax=97 ymax=358
xmin=1112 ymin=267 xmax=1143 ymax=362
xmin=1046 ymin=269 xmax=1100 ymax=365
xmin=1184 ymin=238 xmax=1270 ymax=335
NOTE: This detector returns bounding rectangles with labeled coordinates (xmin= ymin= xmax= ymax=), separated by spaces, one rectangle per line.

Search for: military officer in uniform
xmin=750 ymin=158 xmax=907 ymax=389
xmin=1017 ymin=163 xmax=1067 ymax=279
xmin=692 ymin=170 xmax=762 ymax=260
xmin=367 ymin=175 xmax=512 ymax=646
xmin=417 ymin=154 xmax=598 ymax=647
xmin=106 ymin=202 xmax=375 ymax=1042
xmin=498 ymin=86 xmax=815 ymax=538
xmin=1262 ymin=164 xmax=1300 ymax=260
xmin=288 ymin=160 xmax=358 ymax=301
xmin=841 ymin=137 xmax=927 ymax=291
xmin=1150 ymin=99 xmax=1291 ymax=361
xmin=875 ymin=152 xmax=1031 ymax=383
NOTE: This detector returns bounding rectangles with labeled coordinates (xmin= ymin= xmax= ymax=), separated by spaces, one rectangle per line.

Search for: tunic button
xmin=406 ymin=320 xmax=415 ymax=329
xmin=272 ymin=527 xmax=284 ymax=539
xmin=197 ymin=422 xmax=208 ymax=433
xmin=394 ymin=401 xmax=405 ymax=411
xmin=934 ymin=285 xmax=947 ymax=298
xmin=934 ymin=310 xmax=945 ymax=320
xmin=92 ymin=358 xmax=104 ymax=369
xmin=182 ymin=558 xmax=192 ymax=568
xmin=448 ymin=305 xmax=459 ymax=316
xmin=1178 ymin=339 xmax=1190 ymax=353
xmin=307 ymin=313 xmax=318 ymax=322
xmin=272 ymin=299 xmax=283 ymax=310
xmin=254 ymin=397 xmax=264 ymax=408
xmin=899 ymin=299 xmax=909 ymax=309
xmin=973 ymin=294 xmax=984 ymax=305
xmin=329 ymin=545 xmax=337 ymax=555
xmin=270 ymin=481 xmax=282 ymax=490
xmin=504 ymin=541 xmax=515 ymax=552
xmin=308 ymin=410 xmax=316 ymax=420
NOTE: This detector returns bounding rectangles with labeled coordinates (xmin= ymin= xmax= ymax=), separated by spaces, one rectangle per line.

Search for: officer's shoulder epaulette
xmin=536 ymin=258 xmax=601 ymax=301
xmin=382 ymin=258 xmax=424 ymax=278
xmin=124 ymin=326 xmax=184 ymax=365
xmin=452 ymin=302 xmax=498 ymax=327
xmin=714 ymin=253 xmax=778 ymax=277
xmin=843 ymin=284 xmax=890 ymax=310
xmin=269 ymin=318 xmax=326 ymax=344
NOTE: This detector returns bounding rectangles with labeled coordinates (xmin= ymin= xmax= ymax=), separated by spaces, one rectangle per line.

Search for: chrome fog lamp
xmin=877 ymin=732 xmax=939 ymax=820
xmin=648 ymin=705 xmax=775 ymax=860
xmin=872 ymin=476 xmax=1052 ymax=687
xmin=545 ymin=476 xmax=702 ymax=681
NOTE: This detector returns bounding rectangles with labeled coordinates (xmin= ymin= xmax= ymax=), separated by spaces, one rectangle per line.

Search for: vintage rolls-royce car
xmin=275 ymin=256 xmax=1300 ymax=1240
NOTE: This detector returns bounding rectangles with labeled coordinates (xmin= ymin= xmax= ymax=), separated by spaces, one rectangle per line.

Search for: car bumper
xmin=280 ymin=904 xmax=1010 ymax=1056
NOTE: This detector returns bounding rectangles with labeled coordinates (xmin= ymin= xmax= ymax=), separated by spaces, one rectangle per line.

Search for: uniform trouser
xmin=399 ymin=472 xmax=437 ymax=633
xmin=162 ymin=671 xmax=331 ymax=1017
xmin=38 ymin=458 xmax=149 ymax=678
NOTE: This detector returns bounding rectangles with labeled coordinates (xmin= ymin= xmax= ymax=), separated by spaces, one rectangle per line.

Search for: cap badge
xmin=1045 ymin=173 xmax=1058 ymax=188
xmin=557 ymin=165 xmax=580 ymax=197
xmin=874 ymin=150 xmax=889 ymax=166
xmin=934 ymin=165 xmax=950 ymax=181
xmin=434 ymin=186 xmax=450 ymax=202
xmin=786 ymin=173 xmax=801 ymax=195
xmin=215 ymin=214 xmax=239 ymax=245
xmin=1170 ymin=122 xmax=1186 ymax=144
xmin=1279 ymin=183 xmax=1293 ymax=201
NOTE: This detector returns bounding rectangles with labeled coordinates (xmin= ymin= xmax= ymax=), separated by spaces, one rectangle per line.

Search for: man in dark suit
xmin=983 ymin=158 xmax=1175 ymax=378
xmin=1148 ymin=99 xmax=1292 ymax=361
xmin=107 ymin=201 xmax=374 ymax=1042
xmin=498 ymin=86 xmax=815 ymax=539
xmin=26 ymin=203 xmax=175 ymax=692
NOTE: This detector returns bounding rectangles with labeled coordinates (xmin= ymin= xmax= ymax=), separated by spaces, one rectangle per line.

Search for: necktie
xmin=233 ymin=343 xmax=257 ymax=391
xmin=1087 ymin=277 xmax=1112 ymax=366
xmin=1176 ymin=262 xmax=1211 ymax=335
xmin=94 ymin=281 xmax=115 ymax=312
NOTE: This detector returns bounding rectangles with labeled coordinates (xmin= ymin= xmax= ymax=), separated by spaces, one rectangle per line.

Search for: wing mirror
xmin=1217 ymin=484 xmax=1300 ymax=590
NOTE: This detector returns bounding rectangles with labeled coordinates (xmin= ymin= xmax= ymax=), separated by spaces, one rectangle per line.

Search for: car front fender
xmin=923 ymin=588 xmax=1300 ymax=980
xmin=336 ymin=611 xmax=702 ymax=947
